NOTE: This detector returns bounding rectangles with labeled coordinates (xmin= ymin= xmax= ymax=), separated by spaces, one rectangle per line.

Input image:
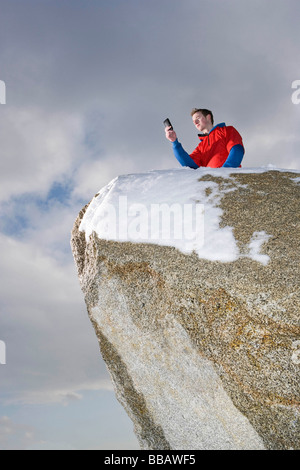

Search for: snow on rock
xmin=71 ymin=167 xmax=300 ymax=450
xmin=79 ymin=166 xmax=299 ymax=265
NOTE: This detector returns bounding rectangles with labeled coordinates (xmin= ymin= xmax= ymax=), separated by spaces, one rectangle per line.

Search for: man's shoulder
xmin=212 ymin=123 xmax=228 ymax=137
xmin=214 ymin=123 xmax=238 ymax=132
xmin=212 ymin=123 xmax=232 ymax=136
xmin=217 ymin=124 xmax=241 ymax=137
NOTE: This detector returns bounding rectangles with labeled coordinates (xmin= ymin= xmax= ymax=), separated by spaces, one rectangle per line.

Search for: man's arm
xmin=222 ymin=144 xmax=244 ymax=167
xmin=165 ymin=126 xmax=199 ymax=169
xmin=172 ymin=140 xmax=199 ymax=169
xmin=223 ymin=126 xmax=245 ymax=167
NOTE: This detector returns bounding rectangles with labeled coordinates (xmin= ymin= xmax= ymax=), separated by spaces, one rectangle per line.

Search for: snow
xmin=246 ymin=231 xmax=272 ymax=266
xmin=79 ymin=166 xmax=300 ymax=265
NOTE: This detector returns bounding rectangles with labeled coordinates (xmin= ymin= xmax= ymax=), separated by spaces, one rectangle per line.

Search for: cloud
xmin=0 ymin=416 xmax=35 ymax=450
xmin=1 ymin=0 xmax=299 ymax=182
xmin=0 ymin=107 xmax=86 ymax=202
xmin=0 ymin=232 xmax=112 ymax=405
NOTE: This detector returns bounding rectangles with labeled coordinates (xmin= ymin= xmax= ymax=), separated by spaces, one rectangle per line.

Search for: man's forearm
xmin=223 ymin=144 xmax=244 ymax=167
xmin=172 ymin=140 xmax=199 ymax=169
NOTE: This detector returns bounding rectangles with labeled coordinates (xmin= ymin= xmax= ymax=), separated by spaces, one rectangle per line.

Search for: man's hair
xmin=191 ymin=108 xmax=214 ymax=125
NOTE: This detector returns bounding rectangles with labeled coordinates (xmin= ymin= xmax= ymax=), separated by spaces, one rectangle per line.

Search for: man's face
xmin=192 ymin=112 xmax=210 ymax=132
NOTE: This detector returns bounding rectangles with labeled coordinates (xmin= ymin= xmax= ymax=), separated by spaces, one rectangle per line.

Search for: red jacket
xmin=190 ymin=123 xmax=244 ymax=168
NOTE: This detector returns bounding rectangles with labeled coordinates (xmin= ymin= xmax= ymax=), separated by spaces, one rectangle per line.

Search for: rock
xmin=71 ymin=168 xmax=300 ymax=450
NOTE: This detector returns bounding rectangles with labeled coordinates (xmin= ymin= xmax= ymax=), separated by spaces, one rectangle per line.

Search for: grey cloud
xmin=1 ymin=0 xmax=299 ymax=174
xmin=0 ymin=415 xmax=35 ymax=450
xmin=0 ymin=233 xmax=111 ymax=405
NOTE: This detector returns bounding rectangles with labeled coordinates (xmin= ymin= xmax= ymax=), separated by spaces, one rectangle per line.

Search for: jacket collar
xmin=198 ymin=122 xmax=226 ymax=139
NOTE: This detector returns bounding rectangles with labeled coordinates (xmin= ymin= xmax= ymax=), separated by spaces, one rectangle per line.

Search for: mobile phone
xmin=163 ymin=118 xmax=173 ymax=130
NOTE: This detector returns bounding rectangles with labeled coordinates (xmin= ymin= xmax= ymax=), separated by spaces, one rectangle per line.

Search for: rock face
xmin=71 ymin=168 xmax=300 ymax=450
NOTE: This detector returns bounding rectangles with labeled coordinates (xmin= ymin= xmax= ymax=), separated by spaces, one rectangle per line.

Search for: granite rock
xmin=71 ymin=169 xmax=300 ymax=450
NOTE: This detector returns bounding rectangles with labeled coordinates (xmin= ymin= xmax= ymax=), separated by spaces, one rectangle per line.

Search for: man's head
xmin=191 ymin=108 xmax=214 ymax=134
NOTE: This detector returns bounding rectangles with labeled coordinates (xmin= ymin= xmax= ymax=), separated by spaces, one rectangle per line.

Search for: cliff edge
xmin=71 ymin=167 xmax=300 ymax=450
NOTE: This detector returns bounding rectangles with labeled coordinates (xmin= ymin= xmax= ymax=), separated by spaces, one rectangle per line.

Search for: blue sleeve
xmin=172 ymin=140 xmax=199 ymax=169
xmin=222 ymin=144 xmax=244 ymax=167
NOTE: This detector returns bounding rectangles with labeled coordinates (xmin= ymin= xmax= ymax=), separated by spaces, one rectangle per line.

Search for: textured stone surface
xmin=71 ymin=170 xmax=300 ymax=450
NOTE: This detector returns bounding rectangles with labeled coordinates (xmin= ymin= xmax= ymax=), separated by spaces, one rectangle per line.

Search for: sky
xmin=0 ymin=0 xmax=299 ymax=450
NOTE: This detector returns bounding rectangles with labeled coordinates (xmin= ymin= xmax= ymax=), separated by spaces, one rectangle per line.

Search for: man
xmin=165 ymin=108 xmax=245 ymax=168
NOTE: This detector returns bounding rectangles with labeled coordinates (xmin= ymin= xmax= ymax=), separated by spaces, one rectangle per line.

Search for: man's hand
xmin=165 ymin=126 xmax=177 ymax=142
